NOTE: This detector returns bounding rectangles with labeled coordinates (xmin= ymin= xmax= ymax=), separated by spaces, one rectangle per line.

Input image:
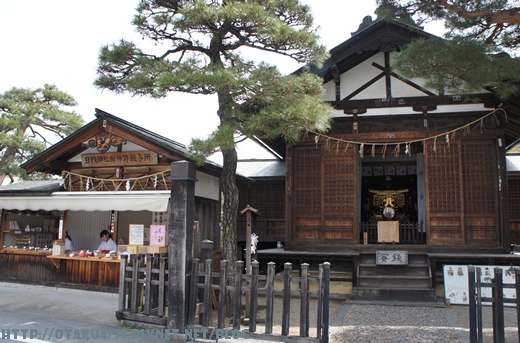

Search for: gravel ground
xmin=330 ymin=304 xmax=462 ymax=343
xmin=206 ymin=299 xmax=519 ymax=343
xmin=329 ymin=303 xmax=519 ymax=343
xmin=446 ymin=304 xmax=518 ymax=343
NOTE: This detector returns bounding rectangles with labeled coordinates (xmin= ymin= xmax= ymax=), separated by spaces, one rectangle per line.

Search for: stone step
xmin=358 ymin=275 xmax=431 ymax=288
xmin=359 ymin=264 xmax=430 ymax=276
xmin=352 ymin=287 xmax=437 ymax=302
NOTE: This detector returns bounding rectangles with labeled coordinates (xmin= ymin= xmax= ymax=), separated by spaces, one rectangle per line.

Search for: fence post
xmin=249 ymin=260 xmax=259 ymax=333
xmin=515 ymin=268 xmax=520 ymax=342
xmin=476 ymin=267 xmax=482 ymax=343
xmin=468 ymin=266 xmax=477 ymax=343
xmin=492 ymin=268 xmax=505 ymax=343
xmin=167 ymin=160 xmax=196 ymax=334
xmin=131 ymin=254 xmax=142 ymax=313
xmin=282 ymin=262 xmax=292 ymax=336
xmin=158 ymin=254 xmax=167 ymax=317
xmin=322 ymin=262 xmax=330 ymax=343
xmin=188 ymin=259 xmax=199 ymax=326
xmin=317 ymin=263 xmax=323 ymax=342
xmin=118 ymin=254 xmax=128 ymax=313
xmin=233 ymin=261 xmax=244 ymax=331
xmin=218 ymin=260 xmax=228 ymax=329
xmin=300 ymin=263 xmax=309 ymax=337
xmin=265 ymin=262 xmax=275 ymax=334
xmin=144 ymin=254 xmax=153 ymax=315
xmin=203 ymin=259 xmax=213 ymax=327
xmin=199 ymin=240 xmax=213 ymax=324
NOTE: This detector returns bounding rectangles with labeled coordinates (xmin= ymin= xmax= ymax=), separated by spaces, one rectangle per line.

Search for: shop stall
xmin=0 ymin=109 xmax=226 ymax=292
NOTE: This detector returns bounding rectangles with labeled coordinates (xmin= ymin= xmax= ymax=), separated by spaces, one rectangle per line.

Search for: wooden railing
xmin=360 ymin=221 xmax=425 ymax=244
xmin=467 ymin=266 xmax=520 ymax=343
xmin=189 ymin=259 xmax=331 ymax=343
xmin=116 ymin=254 xmax=331 ymax=343
xmin=116 ymin=253 xmax=168 ymax=326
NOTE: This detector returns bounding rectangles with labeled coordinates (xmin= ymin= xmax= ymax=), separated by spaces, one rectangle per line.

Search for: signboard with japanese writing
xmin=443 ymin=264 xmax=518 ymax=306
xmin=150 ymin=225 xmax=166 ymax=246
xmin=129 ymin=224 xmax=144 ymax=245
xmin=81 ymin=151 xmax=158 ymax=167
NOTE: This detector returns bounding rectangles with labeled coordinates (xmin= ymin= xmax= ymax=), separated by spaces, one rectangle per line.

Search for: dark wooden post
xmin=492 ymin=267 xmax=505 ymax=343
xmin=144 ymin=254 xmax=153 ymax=315
xmin=118 ymin=254 xmax=128 ymax=314
xmin=282 ymin=262 xmax=292 ymax=336
xmin=168 ymin=161 xmax=197 ymax=341
xmin=218 ymin=260 xmax=228 ymax=329
xmin=468 ymin=266 xmax=477 ymax=343
xmin=322 ymin=262 xmax=331 ymax=343
xmin=233 ymin=261 xmax=244 ymax=331
xmin=300 ymin=263 xmax=310 ymax=337
xmin=249 ymin=260 xmax=259 ymax=333
xmin=200 ymin=240 xmax=214 ymax=263
xmin=515 ymin=267 xmax=520 ymax=343
xmin=240 ymin=205 xmax=261 ymax=276
xmin=265 ymin=262 xmax=275 ymax=334
xmin=199 ymin=239 xmax=213 ymax=322
xmin=240 ymin=205 xmax=261 ymax=320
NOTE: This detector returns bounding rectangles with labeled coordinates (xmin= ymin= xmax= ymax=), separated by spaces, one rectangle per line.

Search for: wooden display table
xmin=47 ymin=255 xmax=120 ymax=272
xmin=0 ymin=248 xmax=52 ymax=256
xmin=377 ymin=221 xmax=400 ymax=243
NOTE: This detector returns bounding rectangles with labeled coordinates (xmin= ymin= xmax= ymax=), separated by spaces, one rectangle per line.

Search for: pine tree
xmin=376 ymin=0 xmax=520 ymax=100
xmin=95 ymin=0 xmax=333 ymax=271
xmin=0 ymin=84 xmax=84 ymax=184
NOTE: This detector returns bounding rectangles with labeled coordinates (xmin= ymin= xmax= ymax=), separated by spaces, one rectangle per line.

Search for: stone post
xmin=168 ymin=161 xmax=197 ymax=342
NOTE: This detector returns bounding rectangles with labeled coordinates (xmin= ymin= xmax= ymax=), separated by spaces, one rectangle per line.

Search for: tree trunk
xmin=221 ymin=146 xmax=238 ymax=267
xmin=220 ymin=146 xmax=239 ymax=317
xmin=0 ymin=145 xmax=19 ymax=186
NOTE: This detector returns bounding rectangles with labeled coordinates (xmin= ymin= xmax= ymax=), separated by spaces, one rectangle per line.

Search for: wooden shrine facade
xmin=284 ymin=116 xmax=507 ymax=251
xmin=245 ymin=16 xmax=520 ymax=254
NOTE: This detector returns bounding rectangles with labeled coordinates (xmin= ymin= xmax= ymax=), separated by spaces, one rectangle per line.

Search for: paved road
xmin=0 ymin=282 xmax=171 ymax=343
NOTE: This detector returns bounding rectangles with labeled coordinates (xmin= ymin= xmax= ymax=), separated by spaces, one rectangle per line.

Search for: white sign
xmin=129 ymin=224 xmax=144 ymax=245
xmin=443 ymin=264 xmax=518 ymax=306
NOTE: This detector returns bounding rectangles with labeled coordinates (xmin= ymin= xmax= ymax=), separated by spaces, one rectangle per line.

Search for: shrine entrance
xmin=359 ymin=153 xmax=426 ymax=244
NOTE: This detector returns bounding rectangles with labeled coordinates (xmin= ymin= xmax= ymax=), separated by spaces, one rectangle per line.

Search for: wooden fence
xmin=116 ymin=253 xmax=169 ymax=326
xmin=467 ymin=266 xmax=520 ymax=343
xmin=189 ymin=259 xmax=330 ymax=343
xmin=116 ymin=254 xmax=331 ymax=343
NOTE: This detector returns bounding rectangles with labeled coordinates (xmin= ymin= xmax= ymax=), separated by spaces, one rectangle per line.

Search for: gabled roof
xmin=261 ymin=16 xmax=520 ymax=158
xmin=237 ymin=159 xmax=285 ymax=180
xmin=20 ymin=108 xmax=223 ymax=177
xmin=311 ymin=16 xmax=433 ymax=84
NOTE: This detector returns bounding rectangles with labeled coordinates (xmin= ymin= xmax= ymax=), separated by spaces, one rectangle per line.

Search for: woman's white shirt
xmin=65 ymin=238 xmax=74 ymax=251
xmin=97 ymin=238 xmax=117 ymax=252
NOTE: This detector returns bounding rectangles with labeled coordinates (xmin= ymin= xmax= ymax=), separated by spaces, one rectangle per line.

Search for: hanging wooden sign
xmin=81 ymin=151 xmax=158 ymax=167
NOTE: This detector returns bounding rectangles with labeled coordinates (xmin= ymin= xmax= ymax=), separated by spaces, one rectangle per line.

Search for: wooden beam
xmin=330 ymin=64 xmax=341 ymax=102
xmin=332 ymin=93 xmax=496 ymax=110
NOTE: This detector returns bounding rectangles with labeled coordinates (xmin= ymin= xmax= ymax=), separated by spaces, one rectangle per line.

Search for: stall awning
xmin=0 ymin=191 xmax=170 ymax=212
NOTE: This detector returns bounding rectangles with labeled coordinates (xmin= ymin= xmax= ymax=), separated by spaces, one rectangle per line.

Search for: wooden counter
xmin=0 ymin=248 xmax=52 ymax=256
xmin=0 ymin=248 xmax=119 ymax=292
xmin=47 ymin=255 xmax=120 ymax=272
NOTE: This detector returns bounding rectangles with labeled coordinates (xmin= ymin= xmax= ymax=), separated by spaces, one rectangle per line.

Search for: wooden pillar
xmin=240 ymin=205 xmax=261 ymax=319
xmin=168 ymin=161 xmax=196 ymax=339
